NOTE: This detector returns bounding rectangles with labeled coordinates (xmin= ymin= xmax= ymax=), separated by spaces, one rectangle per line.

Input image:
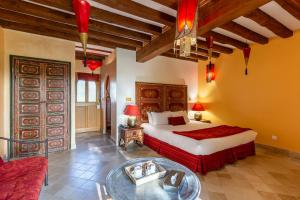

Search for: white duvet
xmin=141 ymin=121 xmax=257 ymax=155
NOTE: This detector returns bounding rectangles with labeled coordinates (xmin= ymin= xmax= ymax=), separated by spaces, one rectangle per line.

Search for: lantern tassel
xmin=80 ymin=32 xmax=88 ymax=67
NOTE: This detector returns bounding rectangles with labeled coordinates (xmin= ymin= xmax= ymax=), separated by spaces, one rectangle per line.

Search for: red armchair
xmin=0 ymin=137 xmax=48 ymax=200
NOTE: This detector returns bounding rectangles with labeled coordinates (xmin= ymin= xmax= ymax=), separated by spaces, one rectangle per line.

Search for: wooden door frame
xmin=10 ymin=55 xmax=72 ymax=154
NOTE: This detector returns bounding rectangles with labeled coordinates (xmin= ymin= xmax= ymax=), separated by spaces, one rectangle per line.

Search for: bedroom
xmin=0 ymin=0 xmax=300 ymax=200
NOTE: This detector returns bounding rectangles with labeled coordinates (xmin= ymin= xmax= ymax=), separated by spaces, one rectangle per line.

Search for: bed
xmin=136 ymin=82 xmax=257 ymax=174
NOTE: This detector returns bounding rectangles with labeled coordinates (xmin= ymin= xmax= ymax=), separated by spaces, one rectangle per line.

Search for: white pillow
xmin=151 ymin=111 xmax=172 ymax=126
xmin=171 ymin=111 xmax=190 ymax=123
xmin=147 ymin=112 xmax=153 ymax=124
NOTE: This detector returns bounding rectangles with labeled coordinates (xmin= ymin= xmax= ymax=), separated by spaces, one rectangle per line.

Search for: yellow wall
xmin=198 ymin=30 xmax=300 ymax=153
xmin=0 ymin=28 xmax=76 ymax=155
xmin=0 ymin=27 xmax=4 ymax=155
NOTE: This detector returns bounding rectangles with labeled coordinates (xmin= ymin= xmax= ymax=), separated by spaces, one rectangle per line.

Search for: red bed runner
xmin=173 ymin=125 xmax=251 ymax=140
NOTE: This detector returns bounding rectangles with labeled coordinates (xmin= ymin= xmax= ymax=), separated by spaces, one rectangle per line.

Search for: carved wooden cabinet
xmin=11 ymin=56 xmax=71 ymax=156
xmin=119 ymin=126 xmax=144 ymax=151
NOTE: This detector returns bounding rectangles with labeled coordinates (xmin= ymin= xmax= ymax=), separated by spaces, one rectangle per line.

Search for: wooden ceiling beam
xmin=220 ymin=21 xmax=269 ymax=44
xmin=151 ymin=0 xmax=269 ymax=45
xmin=197 ymin=40 xmax=234 ymax=54
xmin=196 ymin=48 xmax=220 ymax=58
xmin=162 ymin=53 xmax=198 ymax=63
xmin=137 ymin=0 xmax=270 ymax=62
xmin=0 ymin=19 xmax=135 ymax=50
xmin=75 ymin=51 xmax=106 ymax=61
xmin=151 ymin=0 xmax=177 ymax=10
xmin=170 ymin=50 xmax=208 ymax=61
xmin=0 ymin=8 xmax=141 ymax=49
xmin=198 ymin=0 xmax=272 ymax=35
xmin=29 ymin=0 xmax=163 ymax=35
xmin=245 ymin=8 xmax=293 ymax=38
xmin=137 ymin=26 xmax=176 ymax=62
xmin=275 ymin=0 xmax=300 ymax=21
xmin=93 ymin=0 xmax=175 ymax=26
xmin=202 ymin=31 xmax=249 ymax=49
xmin=0 ymin=0 xmax=151 ymax=43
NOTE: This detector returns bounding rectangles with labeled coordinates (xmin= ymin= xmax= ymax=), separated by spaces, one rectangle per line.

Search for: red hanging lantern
xmin=206 ymin=62 xmax=215 ymax=83
xmin=206 ymin=36 xmax=214 ymax=60
xmin=243 ymin=46 xmax=251 ymax=75
xmin=73 ymin=0 xmax=90 ymax=67
xmin=175 ymin=0 xmax=198 ymax=57
xmin=83 ymin=60 xmax=102 ymax=73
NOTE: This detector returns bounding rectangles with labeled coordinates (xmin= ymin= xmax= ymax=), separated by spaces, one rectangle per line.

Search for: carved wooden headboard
xmin=136 ymin=82 xmax=187 ymax=123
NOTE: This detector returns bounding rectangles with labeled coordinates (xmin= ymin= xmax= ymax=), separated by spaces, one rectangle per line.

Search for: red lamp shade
xmin=123 ymin=105 xmax=140 ymax=116
xmin=192 ymin=103 xmax=205 ymax=111
xmin=83 ymin=60 xmax=102 ymax=72
xmin=177 ymin=0 xmax=198 ymax=34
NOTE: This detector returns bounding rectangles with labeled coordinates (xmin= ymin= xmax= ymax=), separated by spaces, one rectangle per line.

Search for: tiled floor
xmin=41 ymin=132 xmax=300 ymax=200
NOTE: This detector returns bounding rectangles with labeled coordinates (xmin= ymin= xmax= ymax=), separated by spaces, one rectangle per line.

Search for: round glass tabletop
xmin=106 ymin=157 xmax=201 ymax=200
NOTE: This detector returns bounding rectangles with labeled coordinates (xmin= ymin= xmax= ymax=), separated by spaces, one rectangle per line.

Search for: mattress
xmin=141 ymin=121 xmax=257 ymax=155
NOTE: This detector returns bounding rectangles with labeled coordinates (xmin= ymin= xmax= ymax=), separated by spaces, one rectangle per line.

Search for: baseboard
xmin=76 ymin=127 xmax=101 ymax=133
xmin=255 ymin=143 xmax=300 ymax=159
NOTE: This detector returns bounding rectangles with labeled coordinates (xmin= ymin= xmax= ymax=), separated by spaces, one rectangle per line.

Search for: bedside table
xmin=119 ymin=126 xmax=144 ymax=151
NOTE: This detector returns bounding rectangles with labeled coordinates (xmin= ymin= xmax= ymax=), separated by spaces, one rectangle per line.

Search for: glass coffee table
xmin=106 ymin=157 xmax=201 ymax=200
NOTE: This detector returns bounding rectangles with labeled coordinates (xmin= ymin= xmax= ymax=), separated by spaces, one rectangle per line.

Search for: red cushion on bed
xmin=168 ymin=116 xmax=186 ymax=126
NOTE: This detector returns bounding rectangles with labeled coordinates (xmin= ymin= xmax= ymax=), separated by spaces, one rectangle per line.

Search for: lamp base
xmin=127 ymin=117 xmax=136 ymax=128
xmin=194 ymin=112 xmax=202 ymax=121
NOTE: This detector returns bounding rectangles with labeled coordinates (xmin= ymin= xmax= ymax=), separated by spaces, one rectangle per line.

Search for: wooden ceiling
xmin=0 ymin=0 xmax=299 ymax=62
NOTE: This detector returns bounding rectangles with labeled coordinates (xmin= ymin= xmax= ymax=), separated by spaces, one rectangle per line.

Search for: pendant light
xmin=174 ymin=0 xmax=199 ymax=57
xmin=243 ymin=46 xmax=251 ymax=75
xmin=73 ymin=0 xmax=90 ymax=67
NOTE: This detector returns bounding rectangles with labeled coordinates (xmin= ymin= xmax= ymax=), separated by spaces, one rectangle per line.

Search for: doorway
xmin=105 ymin=76 xmax=111 ymax=134
xmin=11 ymin=55 xmax=71 ymax=157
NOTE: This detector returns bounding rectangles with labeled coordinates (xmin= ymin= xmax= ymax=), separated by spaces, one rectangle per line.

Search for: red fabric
xmin=173 ymin=125 xmax=251 ymax=140
xmin=124 ymin=105 xmax=140 ymax=116
xmin=168 ymin=116 xmax=186 ymax=126
xmin=192 ymin=103 xmax=205 ymax=111
xmin=77 ymin=72 xmax=99 ymax=81
xmin=177 ymin=0 xmax=198 ymax=33
xmin=0 ymin=157 xmax=48 ymax=200
xmin=73 ymin=0 xmax=90 ymax=33
xmin=84 ymin=60 xmax=102 ymax=72
xmin=144 ymin=133 xmax=255 ymax=174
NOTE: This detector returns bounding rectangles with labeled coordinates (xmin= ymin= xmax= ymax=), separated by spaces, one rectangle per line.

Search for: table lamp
xmin=123 ymin=105 xmax=140 ymax=127
xmin=192 ymin=103 xmax=205 ymax=121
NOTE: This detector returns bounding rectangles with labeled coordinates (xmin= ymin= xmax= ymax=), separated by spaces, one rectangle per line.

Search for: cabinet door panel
xmin=12 ymin=56 xmax=70 ymax=157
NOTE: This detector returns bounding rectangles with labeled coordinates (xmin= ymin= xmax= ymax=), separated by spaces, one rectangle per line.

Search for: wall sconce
xmin=206 ymin=62 xmax=215 ymax=83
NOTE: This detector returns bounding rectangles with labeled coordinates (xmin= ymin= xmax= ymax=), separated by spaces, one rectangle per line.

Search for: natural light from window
xmin=88 ymin=81 xmax=97 ymax=102
xmin=77 ymin=80 xmax=86 ymax=102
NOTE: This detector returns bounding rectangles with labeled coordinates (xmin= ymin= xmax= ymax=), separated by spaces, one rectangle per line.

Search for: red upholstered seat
xmin=0 ymin=157 xmax=48 ymax=200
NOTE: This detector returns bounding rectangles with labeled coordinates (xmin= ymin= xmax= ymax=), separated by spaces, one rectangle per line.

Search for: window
xmin=76 ymin=80 xmax=98 ymax=103
xmin=88 ymin=81 xmax=97 ymax=102
xmin=76 ymin=80 xmax=86 ymax=102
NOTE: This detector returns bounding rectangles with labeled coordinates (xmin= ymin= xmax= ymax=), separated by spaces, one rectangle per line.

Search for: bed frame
xmin=135 ymin=82 xmax=187 ymax=123
xmin=135 ymin=81 xmax=256 ymax=174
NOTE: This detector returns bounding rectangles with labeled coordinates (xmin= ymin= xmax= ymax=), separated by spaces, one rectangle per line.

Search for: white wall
xmin=115 ymin=48 xmax=198 ymax=144
xmin=101 ymin=51 xmax=117 ymax=141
